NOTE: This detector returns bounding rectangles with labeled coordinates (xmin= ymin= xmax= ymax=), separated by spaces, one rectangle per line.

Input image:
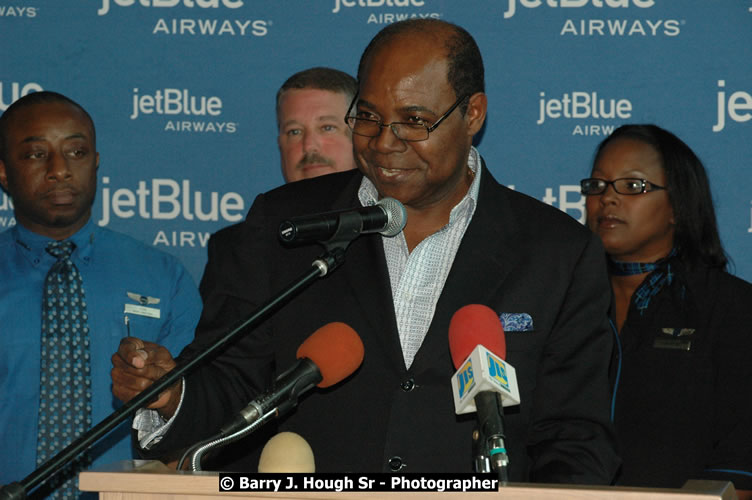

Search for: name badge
xmin=653 ymin=327 xmax=695 ymax=351
xmin=653 ymin=338 xmax=691 ymax=351
xmin=124 ymin=303 xmax=161 ymax=319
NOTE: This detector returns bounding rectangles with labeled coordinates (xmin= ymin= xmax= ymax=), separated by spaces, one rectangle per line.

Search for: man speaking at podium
xmin=112 ymin=19 xmax=620 ymax=483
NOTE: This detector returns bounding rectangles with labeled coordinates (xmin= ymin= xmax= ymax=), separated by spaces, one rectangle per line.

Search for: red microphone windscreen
xmin=296 ymin=322 xmax=364 ymax=388
xmin=448 ymin=304 xmax=506 ymax=369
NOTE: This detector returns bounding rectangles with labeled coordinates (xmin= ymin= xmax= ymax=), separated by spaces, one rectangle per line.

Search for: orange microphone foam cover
xmin=296 ymin=322 xmax=364 ymax=388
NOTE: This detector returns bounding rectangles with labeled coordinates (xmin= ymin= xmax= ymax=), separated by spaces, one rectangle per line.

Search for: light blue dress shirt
xmin=0 ymin=219 xmax=201 ymax=492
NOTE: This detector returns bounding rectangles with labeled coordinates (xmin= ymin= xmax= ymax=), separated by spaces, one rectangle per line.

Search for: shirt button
xmin=400 ymin=378 xmax=415 ymax=392
xmin=388 ymin=456 xmax=405 ymax=471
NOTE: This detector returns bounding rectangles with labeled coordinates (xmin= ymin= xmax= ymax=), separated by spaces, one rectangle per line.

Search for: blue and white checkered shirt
xmin=358 ymin=146 xmax=482 ymax=369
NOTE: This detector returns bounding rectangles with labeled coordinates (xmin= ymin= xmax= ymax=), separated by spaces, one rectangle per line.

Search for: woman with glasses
xmin=581 ymin=124 xmax=752 ymax=490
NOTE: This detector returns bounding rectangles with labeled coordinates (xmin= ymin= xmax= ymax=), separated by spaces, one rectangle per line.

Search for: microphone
xmin=448 ymin=304 xmax=520 ymax=481
xmin=279 ymin=197 xmax=407 ymax=244
xmin=258 ymin=432 xmax=315 ymax=473
xmin=220 ymin=322 xmax=364 ymax=436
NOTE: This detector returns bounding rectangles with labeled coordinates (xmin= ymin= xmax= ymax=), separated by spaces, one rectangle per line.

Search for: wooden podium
xmin=78 ymin=461 xmax=742 ymax=500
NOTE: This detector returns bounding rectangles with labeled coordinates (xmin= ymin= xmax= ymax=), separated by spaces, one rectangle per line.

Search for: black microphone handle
xmin=474 ymin=391 xmax=509 ymax=482
xmin=280 ymin=205 xmax=387 ymax=243
xmin=220 ymin=358 xmax=322 ymax=436
xmin=280 ymin=214 xmax=343 ymax=242
xmin=279 ymin=197 xmax=406 ymax=244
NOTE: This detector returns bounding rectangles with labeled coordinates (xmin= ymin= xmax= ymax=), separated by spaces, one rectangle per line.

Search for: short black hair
xmin=357 ymin=19 xmax=484 ymax=115
xmin=593 ymin=124 xmax=728 ymax=270
xmin=0 ymin=91 xmax=96 ymax=163
xmin=276 ymin=67 xmax=357 ymax=126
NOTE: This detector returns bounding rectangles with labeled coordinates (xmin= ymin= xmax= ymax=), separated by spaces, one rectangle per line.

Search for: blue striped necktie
xmin=37 ymin=240 xmax=93 ymax=498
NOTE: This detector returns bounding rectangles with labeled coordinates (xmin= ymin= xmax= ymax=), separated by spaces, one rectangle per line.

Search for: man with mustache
xmin=276 ymin=67 xmax=357 ymax=183
xmin=0 ymin=91 xmax=200 ymax=498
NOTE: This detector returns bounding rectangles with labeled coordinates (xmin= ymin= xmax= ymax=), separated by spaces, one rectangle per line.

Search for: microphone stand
xmin=1 ymin=231 xmax=357 ymax=500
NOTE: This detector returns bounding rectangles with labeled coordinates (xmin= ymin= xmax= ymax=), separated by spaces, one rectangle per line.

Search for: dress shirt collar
xmin=11 ymin=218 xmax=96 ymax=268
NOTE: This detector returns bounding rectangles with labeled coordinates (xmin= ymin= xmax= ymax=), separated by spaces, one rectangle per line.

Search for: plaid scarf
xmin=609 ymin=248 xmax=678 ymax=315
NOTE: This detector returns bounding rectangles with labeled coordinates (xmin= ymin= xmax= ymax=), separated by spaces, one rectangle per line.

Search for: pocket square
xmin=499 ymin=313 xmax=533 ymax=332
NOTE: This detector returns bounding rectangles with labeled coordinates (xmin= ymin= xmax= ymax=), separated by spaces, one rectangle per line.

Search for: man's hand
xmin=111 ymin=337 xmax=182 ymax=420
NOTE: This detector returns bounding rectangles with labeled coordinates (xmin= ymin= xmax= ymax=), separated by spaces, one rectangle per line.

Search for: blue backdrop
xmin=2 ymin=0 xmax=750 ymax=284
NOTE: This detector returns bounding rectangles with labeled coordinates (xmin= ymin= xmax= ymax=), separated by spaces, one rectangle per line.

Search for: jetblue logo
xmin=131 ymin=87 xmax=222 ymax=119
xmin=713 ymin=80 xmax=752 ymax=132
xmin=537 ymin=91 xmax=632 ymax=125
xmin=1 ymin=81 xmax=44 ymax=112
xmin=332 ymin=0 xmax=425 ymax=14
xmin=456 ymin=360 xmax=475 ymax=399
xmin=503 ymin=0 xmax=655 ymax=19
xmin=129 ymin=88 xmax=238 ymax=134
xmin=97 ymin=176 xmax=246 ymax=227
xmin=486 ymin=352 xmax=511 ymax=392
xmin=98 ymin=0 xmax=244 ymax=16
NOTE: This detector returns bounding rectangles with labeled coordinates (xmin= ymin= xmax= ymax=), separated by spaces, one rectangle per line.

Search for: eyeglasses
xmin=344 ymin=93 xmax=469 ymax=142
xmin=580 ymin=178 xmax=667 ymax=196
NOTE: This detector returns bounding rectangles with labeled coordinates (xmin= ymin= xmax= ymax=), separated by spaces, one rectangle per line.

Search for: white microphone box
xmin=451 ymin=344 xmax=521 ymax=415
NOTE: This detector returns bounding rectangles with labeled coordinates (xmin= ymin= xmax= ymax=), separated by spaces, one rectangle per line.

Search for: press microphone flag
xmin=450 ymin=344 xmax=521 ymax=415
xmin=448 ymin=304 xmax=520 ymax=414
xmin=279 ymin=197 xmax=406 ymax=244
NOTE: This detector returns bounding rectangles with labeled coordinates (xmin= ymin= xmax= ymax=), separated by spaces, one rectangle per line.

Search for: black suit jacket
xmin=614 ymin=260 xmax=752 ymax=489
xmin=148 ymin=164 xmax=619 ymax=483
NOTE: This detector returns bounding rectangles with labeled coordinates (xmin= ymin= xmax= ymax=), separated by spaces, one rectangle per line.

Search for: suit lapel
xmin=411 ymin=162 xmax=523 ymax=374
xmin=343 ymin=233 xmax=407 ymax=373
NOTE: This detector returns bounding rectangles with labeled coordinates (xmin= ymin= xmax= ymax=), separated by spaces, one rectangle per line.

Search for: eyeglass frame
xmin=580 ymin=177 xmax=668 ymax=196
xmin=343 ymin=93 xmax=470 ymax=142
